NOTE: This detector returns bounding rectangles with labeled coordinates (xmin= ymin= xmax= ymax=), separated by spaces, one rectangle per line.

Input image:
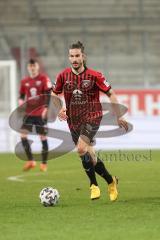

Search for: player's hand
xmin=117 ymin=117 xmax=128 ymax=132
xmin=42 ymin=107 xmax=48 ymax=120
xmin=18 ymin=99 xmax=24 ymax=106
xmin=58 ymin=108 xmax=68 ymax=121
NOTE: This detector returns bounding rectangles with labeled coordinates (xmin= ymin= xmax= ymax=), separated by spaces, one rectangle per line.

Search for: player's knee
xmin=77 ymin=145 xmax=87 ymax=156
xmin=21 ymin=132 xmax=28 ymax=139
xmin=40 ymin=135 xmax=47 ymax=141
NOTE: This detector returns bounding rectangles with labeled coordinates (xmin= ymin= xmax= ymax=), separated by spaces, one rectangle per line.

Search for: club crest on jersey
xmin=36 ymin=81 xmax=41 ymax=86
xmin=30 ymin=87 xmax=37 ymax=97
xmin=25 ymin=83 xmax=30 ymax=87
xmin=81 ymin=80 xmax=91 ymax=88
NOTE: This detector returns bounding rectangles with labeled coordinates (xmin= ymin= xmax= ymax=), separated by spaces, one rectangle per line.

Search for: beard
xmin=72 ymin=62 xmax=82 ymax=71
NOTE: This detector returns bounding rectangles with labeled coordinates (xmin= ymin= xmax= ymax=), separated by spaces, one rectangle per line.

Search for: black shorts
xmin=70 ymin=123 xmax=100 ymax=145
xmin=21 ymin=116 xmax=48 ymax=135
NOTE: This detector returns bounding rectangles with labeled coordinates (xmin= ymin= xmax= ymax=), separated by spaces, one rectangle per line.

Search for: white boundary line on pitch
xmin=7 ymin=172 xmax=51 ymax=182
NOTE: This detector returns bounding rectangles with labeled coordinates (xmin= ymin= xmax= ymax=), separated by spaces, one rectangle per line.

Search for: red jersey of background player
xmin=19 ymin=73 xmax=52 ymax=116
xmin=52 ymin=67 xmax=111 ymax=128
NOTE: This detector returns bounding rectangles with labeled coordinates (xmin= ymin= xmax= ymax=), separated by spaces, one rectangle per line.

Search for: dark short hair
xmin=69 ymin=41 xmax=85 ymax=53
xmin=28 ymin=59 xmax=38 ymax=64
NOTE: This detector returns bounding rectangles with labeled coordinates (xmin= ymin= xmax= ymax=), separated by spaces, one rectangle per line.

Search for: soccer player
xmin=19 ymin=59 xmax=52 ymax=172
xmin=52 ymin=41 xmax=128 ymax=201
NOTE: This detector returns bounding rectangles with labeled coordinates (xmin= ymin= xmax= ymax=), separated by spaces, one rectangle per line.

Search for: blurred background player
xmin=52 ymin=41 xmax=128 ymax=201
xmin=19 ymin=59 xmax=52 ymax=172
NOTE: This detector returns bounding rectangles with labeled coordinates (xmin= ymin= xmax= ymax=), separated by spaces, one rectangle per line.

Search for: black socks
xmin=95 ymin=158 xmax=113 ymax=184
xmin=21 ymin=138 xmax=49 ymax=164
xmin=21 ymin=138 xmax=33 ymax=160
xmin=41 ymin=140 xmax=48 ymax=164
xmin=80 ymin=153 xmax=98 ymax=186
xmin=80 ymin=153 xmax=113 ymax=185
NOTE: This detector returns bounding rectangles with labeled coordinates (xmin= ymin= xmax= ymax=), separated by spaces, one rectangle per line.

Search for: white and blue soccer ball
xmin=39 ymin=187 xmax=60 ymax=207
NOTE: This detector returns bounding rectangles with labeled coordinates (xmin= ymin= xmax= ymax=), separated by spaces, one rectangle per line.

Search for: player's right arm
xmin=52 ymin=73 xmax=68 ymax=121
xmin=18 ymin=79 xmax=26 ymax=106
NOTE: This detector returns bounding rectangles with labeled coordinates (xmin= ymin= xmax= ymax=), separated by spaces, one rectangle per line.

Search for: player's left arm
xmin=96 ymin=72 xmax=128 ymax=131
xmin=106 ymin=89 xmax=128 ymax=131
xmin=51 ymin=91 xmax=67 ymax=121
xmin=42 ymin=76 xmax=52 ymax=119
xmin=51 ymin=73 xmax=67 ymax=121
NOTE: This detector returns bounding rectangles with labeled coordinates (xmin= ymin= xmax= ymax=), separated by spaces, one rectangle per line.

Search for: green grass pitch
xmin=0 ymin=150 xmax=160 ymax=240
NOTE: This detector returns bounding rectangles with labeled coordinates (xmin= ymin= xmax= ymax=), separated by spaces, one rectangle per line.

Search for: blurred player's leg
xmin=21 ymin=134 xmax=36 ymax=171
xmin=20 ymin=119 xmax=36 ymax=171
xmin=36 ymin=117 xmax=48 ymax=172
xmin=40 ymin=135 xmax=48 ymax=172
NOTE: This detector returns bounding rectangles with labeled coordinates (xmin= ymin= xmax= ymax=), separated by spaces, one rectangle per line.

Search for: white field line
xmin=7 ymin=172 xmax=50 ymax=182
xmin=7 ymin=175 xmax=158 ymax=184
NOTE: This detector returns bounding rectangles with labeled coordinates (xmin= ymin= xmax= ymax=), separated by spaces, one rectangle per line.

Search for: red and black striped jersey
xmin=52 ymin=67 xmax=111 ymax=128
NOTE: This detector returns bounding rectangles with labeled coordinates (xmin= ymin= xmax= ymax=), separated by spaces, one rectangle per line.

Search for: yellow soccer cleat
xmin=108 ymin=176 xmax=118 ymax=201
xmin=23 ymin=160 xmax=36 ymax=171
xmin=40 ymin=163 xmax=47 ymax=172
xmin=90 ymin=184 xmax=100 ymax=200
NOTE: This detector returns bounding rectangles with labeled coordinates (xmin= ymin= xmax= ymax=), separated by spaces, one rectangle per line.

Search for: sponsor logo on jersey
xmin=72 ymin=89 xmax=83 ymax=103
xmin=73 ymin=89 xmax=83 ymax=96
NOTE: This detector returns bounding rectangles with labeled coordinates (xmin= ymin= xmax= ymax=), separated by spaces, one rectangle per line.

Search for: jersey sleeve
xmin=52 ymin=73 xmax=63 ymax=94
xmin=19 ymin=80 xmax=25 ymax=95
xmin=43 ymin=75 xmax=52 ymax=92
xmin=95 ymin=72 xmax=111 ymax=93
